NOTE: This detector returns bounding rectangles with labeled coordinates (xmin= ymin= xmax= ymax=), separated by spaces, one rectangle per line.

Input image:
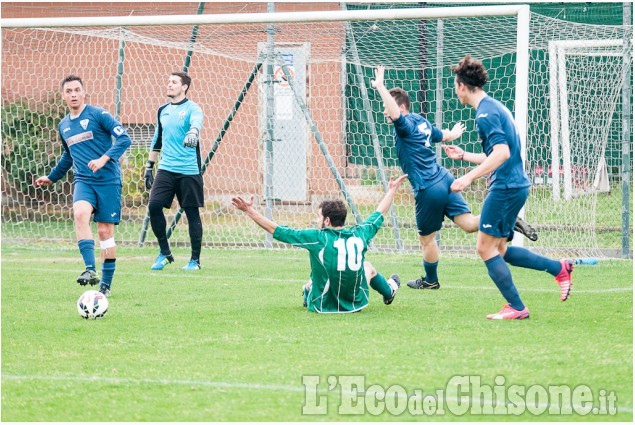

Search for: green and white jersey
xmin=273 ymin=211 xmax=384 ymax=313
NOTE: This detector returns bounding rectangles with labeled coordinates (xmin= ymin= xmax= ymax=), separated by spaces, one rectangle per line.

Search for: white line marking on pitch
xmin=2 ymin=374 xmax=304 ymax=392
xmin=3 ymin=374 xmax=632 ymax=414
xmin=2 ymin=267 xmax=632 ymax=292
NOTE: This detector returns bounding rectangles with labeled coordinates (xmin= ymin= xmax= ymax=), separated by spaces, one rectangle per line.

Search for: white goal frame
xmin=2 ymin=5 xmax=533 ymax=252
xmin=548 ymin=38 xmax=624 ymax=201
xmin=0 ymin=5 xmax=532 ymax=171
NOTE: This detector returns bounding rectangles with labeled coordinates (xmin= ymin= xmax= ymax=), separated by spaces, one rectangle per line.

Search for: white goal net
xmin=1 ymin=6 xmax=632 ymax=258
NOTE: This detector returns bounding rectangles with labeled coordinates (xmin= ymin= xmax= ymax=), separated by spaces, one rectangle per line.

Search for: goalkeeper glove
xmin=183 ymin=128 xmax=199 ymax=148
xmin=144 ymin=160 xmax=155 ymax=190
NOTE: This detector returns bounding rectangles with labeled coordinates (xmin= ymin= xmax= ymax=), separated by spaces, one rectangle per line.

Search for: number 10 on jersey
xmin=333 ymin=237 xmax=364 ymax=272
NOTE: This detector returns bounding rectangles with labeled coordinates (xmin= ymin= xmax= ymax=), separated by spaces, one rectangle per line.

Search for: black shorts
xmin=150 ymin=169 xmax=204 ymax=209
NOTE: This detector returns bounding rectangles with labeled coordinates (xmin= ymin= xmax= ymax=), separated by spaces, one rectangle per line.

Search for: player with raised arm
xmin=370 ymin=66 xmax=537 ymax=292
xmin=446 ymin=55 xmax=574 ymax=320
xmin=232 ymin=175 xmax=408 ymax=313
xmin=35 ymin=75 xmax=132 ymax=297
xmin=144 ymin=72 xmax=205 ymax=271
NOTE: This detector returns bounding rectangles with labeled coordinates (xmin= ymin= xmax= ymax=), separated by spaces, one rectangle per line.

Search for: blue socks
xmin=424 ymin=260 xmax=439 ymax=283
xmin=78 ymin=239 xmax=96 ymax=271
xmin=369 ymin=273 xmax=392 ymax=298
xmin=487 ymin=247 xmax=562 ymax=311
xmin=504 ymin=246 xmax=562 ymax=276
xmin=78 ymin=239 xmax=117 ymax=289
xmin=485 ymin=255 xmax=525 ymax=311
xmin=101 ymin=259 xmax=116 ymax=289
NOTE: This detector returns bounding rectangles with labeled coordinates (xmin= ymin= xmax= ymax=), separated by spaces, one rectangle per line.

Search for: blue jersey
xmin=392 ymin=113 xmax=447 ymax=194
xmin=49 ymin=104 xmax=132 ymax=184
xmin=475 ymin=96 xmax=531 ymax=190
xmin=151 ymin=98 xmax=204 ymax=175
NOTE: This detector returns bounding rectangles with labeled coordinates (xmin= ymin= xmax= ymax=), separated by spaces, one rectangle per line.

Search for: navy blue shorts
xmin=415 ymin=172 xmax=471 ymax=236
xmin=73 ymin=180 xmax=122 ymax=224
xmin=480 ymin=187 xmax=529 ymax=238
xmin=150 ymin=169 xmax=204 ymax=209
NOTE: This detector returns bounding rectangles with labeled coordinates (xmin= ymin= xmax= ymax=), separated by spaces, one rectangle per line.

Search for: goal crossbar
xmin=1 ymin=5 xmax=529 ymax=28
xmin=1 ymin=4 xmax=550 ymax=255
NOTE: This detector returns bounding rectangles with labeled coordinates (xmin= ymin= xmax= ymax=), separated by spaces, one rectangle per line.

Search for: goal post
xmin=549 ymin=39 xmax=625 ymax=201
xmin=1 ymin=5 xmax=631 ymax=258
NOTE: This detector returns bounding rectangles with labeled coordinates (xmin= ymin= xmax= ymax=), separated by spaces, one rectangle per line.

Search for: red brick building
xmin=2 ymin=2 xmax=350 ymax=199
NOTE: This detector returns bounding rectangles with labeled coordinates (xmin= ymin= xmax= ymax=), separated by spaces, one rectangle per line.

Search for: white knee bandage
xmin=100 ymin=237 xmax=116 ymax=250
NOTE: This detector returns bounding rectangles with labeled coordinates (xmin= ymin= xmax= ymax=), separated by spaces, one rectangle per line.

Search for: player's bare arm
xmin=441 ymin=122 xmax=466 ymax=142
xmin=34 ymin=176 xmax=52 ymax=186
xmin=441 ymin=144 xmax=487 ymax=164
xmin=450 ymin=144 xmax=510 ymax=192
xmin=376 ymin=174 xmax=408 ymax=215
xmin=371 ymin=66 xmax=401 ymax=121
xmin=232 ymin=195 xmax=278 ymax=234
xmin=88 ymin=155 xmax=111 ymax=173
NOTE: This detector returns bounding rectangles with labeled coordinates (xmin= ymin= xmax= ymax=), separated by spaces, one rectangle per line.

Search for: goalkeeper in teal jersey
xmin=232 ymin=175 xmax=408 ymax=313
xmin=35 ymin=75 xmax=132 ymax=297
xmin=144 ymin=72 xmax=205 ymax=271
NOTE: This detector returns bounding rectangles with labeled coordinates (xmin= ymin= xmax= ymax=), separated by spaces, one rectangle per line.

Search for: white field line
xmin=1 ymin=254 xmax=307 ymax=263
xmin=441 ymin=286 xmax=633 ymax=293
xmin=1 ymin=266 xmax=307 ymax=284
xmin=2 ymin=373 xmax=632 ymax=414
xmin=2 ymin=373 xmax=303 ymax=392
xmin=1 ymin=266 xmax=632 ymax=292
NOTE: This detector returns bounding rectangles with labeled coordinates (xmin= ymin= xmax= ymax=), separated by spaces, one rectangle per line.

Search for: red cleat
xmin=486 ymin=304 xmax=530 ymax=320
xmin=554 ymin=259 xmax=574 ymax=301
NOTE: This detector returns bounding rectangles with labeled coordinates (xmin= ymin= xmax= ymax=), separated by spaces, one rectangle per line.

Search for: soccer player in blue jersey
xmin=145 ymin=72 xmax=204 ymax=271
xmin=446 ymin=55 xmax=574 ymax=320
xmin=35 ymin=75 xmax=132 ymax=297
xmin=231 ymin=175 xmax=408 ymax=314
xmin=371 ymin=66 xmax=537 ymax=292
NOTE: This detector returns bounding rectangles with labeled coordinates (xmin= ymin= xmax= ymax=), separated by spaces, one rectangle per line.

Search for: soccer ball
xmin=77 ymin=290 xmax=109 ymax=319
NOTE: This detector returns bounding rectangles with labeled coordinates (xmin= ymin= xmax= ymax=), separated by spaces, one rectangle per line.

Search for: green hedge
xmin=1 ymin=98 xmax=67 ymax=201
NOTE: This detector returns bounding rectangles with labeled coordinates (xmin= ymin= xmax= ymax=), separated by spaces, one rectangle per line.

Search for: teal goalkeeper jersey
xmin=151 ymin=98 xmax=203 ymax=175
xmin=273 ymin=211 xmax=385 ymax=313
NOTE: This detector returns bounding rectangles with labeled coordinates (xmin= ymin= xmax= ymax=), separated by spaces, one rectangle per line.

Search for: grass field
xmin=1 ymin=244 xmax=632 ymax=421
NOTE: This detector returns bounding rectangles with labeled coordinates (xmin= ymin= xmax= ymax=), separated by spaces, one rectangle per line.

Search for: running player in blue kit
xmin=445 ymin=55 xmax=574 ymax=319
xmin=370 ymin=66 xmax=537 ymax=292
xmin=35 ymin=75 xmax=132 ymax=297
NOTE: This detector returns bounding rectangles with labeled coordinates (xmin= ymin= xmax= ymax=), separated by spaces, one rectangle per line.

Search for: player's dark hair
xmin=319 ymin=200 xmax=347 ymax=227
xmin=171 ymin=71 xmax=192 ymax=94
xmin=61 ymin=75 xmax=83 ymax=90
xmin=388 ymin=87 xmax=411 ymax=111
xmin=451 ymin=54 xmax=488 ymax=90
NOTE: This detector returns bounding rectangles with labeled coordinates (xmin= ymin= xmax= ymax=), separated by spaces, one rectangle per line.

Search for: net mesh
xmin=1 ymin=10 xmax=632 ymax=257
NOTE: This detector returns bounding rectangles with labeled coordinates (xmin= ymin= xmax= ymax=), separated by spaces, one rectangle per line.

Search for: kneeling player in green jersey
xmin=232 ymin=175 xmax=408 ymax=313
